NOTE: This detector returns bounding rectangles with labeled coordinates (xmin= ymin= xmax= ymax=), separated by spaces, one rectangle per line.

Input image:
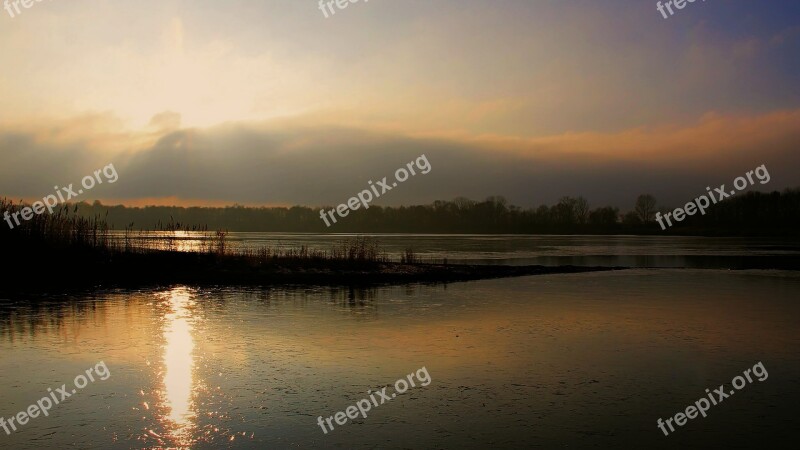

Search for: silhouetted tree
xmin=575 ymin=196 xmax=590 ymax=225
xmin=554 ymin=197 xmax=577 ymax=226
xmin=589 ymin=206 xmax=619 ymax=227
xmin=635 ymin=194 xmax=657 ymax=223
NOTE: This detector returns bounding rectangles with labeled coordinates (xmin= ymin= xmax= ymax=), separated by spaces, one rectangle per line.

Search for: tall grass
xmin=1 ymin=198 xmax=110 ymax=249
xmin=237 ymin=237 xmax=389 ymax=264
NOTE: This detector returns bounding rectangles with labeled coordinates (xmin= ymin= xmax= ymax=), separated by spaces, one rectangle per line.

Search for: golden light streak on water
xmin=159 ymin=287 xmax=197 ymax=447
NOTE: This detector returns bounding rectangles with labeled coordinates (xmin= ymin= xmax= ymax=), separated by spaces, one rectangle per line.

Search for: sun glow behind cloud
xmin=0 ymin=0 xmax=792 ymax=135
xmin=0 ymin=0 xmax=798 ymax=207
xmin=1 ymin=7 xmax=324 ymax=129
xmin=82 ymin=17 xmax=315 ymax=128
xmin=121 ymin=18 xmax=288 ymax=128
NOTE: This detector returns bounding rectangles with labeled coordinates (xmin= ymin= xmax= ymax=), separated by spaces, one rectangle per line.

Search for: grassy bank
xmin=1 ymin=198 xmax=622 ymax=293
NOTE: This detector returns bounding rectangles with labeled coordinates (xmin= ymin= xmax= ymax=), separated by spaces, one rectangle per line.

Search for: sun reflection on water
xmin=158 ymin=287 xmax=197 ymax=447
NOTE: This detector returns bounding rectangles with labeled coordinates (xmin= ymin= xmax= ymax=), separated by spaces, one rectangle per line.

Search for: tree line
xmin=67 ymin=189 xmax=800 ymax=235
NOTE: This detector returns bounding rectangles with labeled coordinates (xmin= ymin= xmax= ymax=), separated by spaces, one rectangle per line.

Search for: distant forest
xmin=68 ymin=190 xmax=800 ymax=236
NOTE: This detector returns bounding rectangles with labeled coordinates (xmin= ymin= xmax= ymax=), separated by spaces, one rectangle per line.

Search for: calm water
xmin=110 ymin=232 xmax=800 ymax=268
xmin=1 ymin=236 xmax=799 ymax=449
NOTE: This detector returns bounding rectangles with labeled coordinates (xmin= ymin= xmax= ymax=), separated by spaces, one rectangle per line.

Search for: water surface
xmin=2 ymin=269 xmax=799 ymax=448
xmin=107 ymin=232 xmax=800 ymax=269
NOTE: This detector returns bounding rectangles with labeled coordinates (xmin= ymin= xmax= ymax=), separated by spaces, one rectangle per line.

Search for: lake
xmin=107 ymin=232 xmax=800 ymax=268
xmin=1 ymin=235 xmax=799 ymax=448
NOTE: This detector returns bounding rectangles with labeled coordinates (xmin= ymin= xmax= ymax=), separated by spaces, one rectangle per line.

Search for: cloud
xmin=1 ymin=110 xmax=798 ymax=209
xmin=2 ymin=0 xmax=798 ymax=138
xmin=148 ymin=111 xmax=183 ymax=133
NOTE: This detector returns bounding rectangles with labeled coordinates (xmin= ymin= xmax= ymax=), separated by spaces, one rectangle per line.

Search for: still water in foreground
xmin=1 ymin=269 xmax=799 ymax=448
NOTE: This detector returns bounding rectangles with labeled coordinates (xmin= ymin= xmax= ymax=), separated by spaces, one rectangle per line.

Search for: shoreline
xmin=2 ymin=248 xmax=627 ymax=294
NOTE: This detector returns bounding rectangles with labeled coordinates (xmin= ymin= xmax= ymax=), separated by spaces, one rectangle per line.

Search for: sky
xmin=1 ymin=0 xmax=799 ymax=209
